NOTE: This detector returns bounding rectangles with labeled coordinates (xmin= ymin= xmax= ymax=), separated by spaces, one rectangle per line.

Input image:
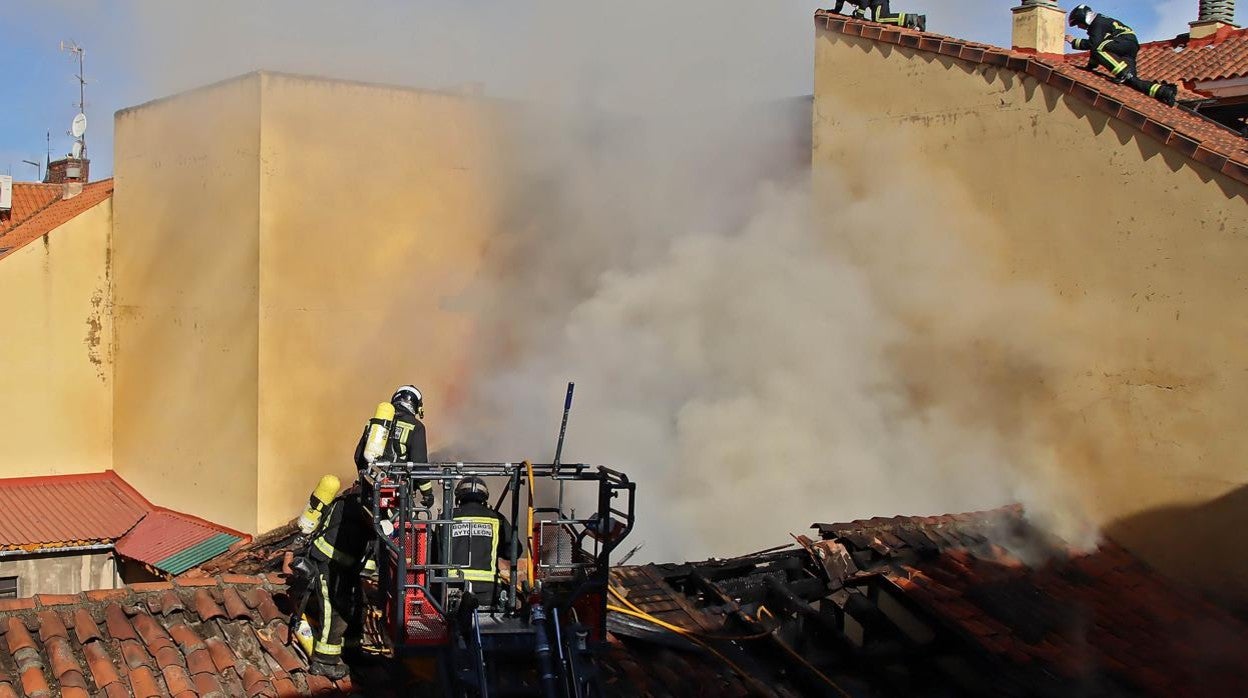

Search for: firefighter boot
xmin=905 ymin=14 xmax=927 ymax=31
xmin=310 ymin=657 xmax=349 ymax=680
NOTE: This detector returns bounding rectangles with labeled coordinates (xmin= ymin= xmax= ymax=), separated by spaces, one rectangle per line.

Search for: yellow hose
xmin=605 ymin=602 xmax=772 ymax=695
xmin=607 ymin=586 xmax=851 ymax=698
xmin=524 ymin=460 xmax=535 ymax=585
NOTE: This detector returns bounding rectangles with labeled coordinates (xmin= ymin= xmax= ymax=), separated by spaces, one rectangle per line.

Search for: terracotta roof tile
xmin=1134 ymin=26 xmax=1248 ymax=86
xmin=0 ymin=179 xmax=112 ymax=261
xmin=813 ymin=11 xmax=1248 ymax=190
xmin=0 ymin=471 xmax=150 ymax=550
xmin=815 ymin=507 xmax=1248 ymax=697
xmin=71 ymin=608 xmax=103 ymax=645
xmin=0 ymin=183 xmax=60 ymax=234
xmin=0 ymin=576 xmax=355 ymax=697
xmin=222 ymin=586 xmax=254 ymax=620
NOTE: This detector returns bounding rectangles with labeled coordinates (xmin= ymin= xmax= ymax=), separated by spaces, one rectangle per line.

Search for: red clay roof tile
xmin=204 ymin=636 xmax=236 ymax=673
xmin=120 ymin=639 xmax=152 ymax=670
xmin=185 ymin=647 xmax=216 ymax=677
xmin=4 ymin=618 xmax=35 ymax=655
xmin=19 ymin=665 xmax=50 ymax=698
xmin=222 ymin=586 xmax=253 ymax=620
xmin=816 ymin=506 xmax=1248 ymax=697
xmin=129 ymin=664 xmax=163 ymax=698
xmin=83 ymin=641 xmax=123 ymax=688
xmin=192 ymin=671 xmax=226 ymax=696
xmin=35 ymin=610 xmax=68 ymax=643
xmin=813 ymin=12 xmax=1248 ymax=191
xmin=246 ymin=588 xmax=286 ymax=625
xmin=105 ymin=605 xmax=139 ymax=642
xmin=71 ymin=609 xmax=102 ymax=644
xmin=1135 ymin=26 xmax=1248 ymax=86
xmin=45 ymin=636 xmax=84 ymax=684
xmin=0 ymin=179 xmax=113 ymax=262
xmin=86 ymin=588 xmax=130 ymax=603
xmin=193 ymin=589 xmax=227 ymax=622
xmin=161 ymin=664 xmax=195 ymax=695
xmin=0 ymin=183 xmax=60 ymax=234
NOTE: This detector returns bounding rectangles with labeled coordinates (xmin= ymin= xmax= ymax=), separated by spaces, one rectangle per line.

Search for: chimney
xmin=1012 ymin=0 xmax=1066 ymax=55
xmin=45 ymin=158 xmax=89 ymax=200
xmin=44 ymin=158 xmax=89 ymax=184
xmin=1191 ymin=0 xmax=1238 ymax=39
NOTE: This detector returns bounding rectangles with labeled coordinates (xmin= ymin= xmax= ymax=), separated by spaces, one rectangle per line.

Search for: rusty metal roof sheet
xmin=114 ymin=511 xmax=248 ymax=575
xmin=0 ymin=471 xmax=150 ymax=551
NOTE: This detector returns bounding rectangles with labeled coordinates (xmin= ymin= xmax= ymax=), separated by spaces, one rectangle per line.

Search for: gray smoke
xmin=96 ymin=0 xmax=1100 ymax=559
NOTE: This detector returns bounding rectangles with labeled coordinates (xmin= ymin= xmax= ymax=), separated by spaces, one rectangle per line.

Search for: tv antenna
xmin=60 ymin=40 xmax=87 ymax=160
xmin=21 ymin=160 xmax=41 ymax=181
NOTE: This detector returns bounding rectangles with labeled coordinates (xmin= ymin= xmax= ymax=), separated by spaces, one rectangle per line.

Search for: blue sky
xmin=1 ymin=1 xmax=1239 ymax=180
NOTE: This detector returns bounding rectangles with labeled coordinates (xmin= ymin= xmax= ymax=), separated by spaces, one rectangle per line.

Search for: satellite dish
xmin=71 ymin=113 xmax=87 ymax=139
xmin=70 ymin=141 xmax=83 ymax=159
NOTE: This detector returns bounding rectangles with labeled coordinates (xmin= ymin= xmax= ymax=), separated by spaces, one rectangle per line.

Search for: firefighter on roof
xmin=1066 ymin=5 xmax=1178 ymax=106
xmin=831 ymin=0 xmax=926 ymax=31
xmin=450 ymin=477 xmax=515 ymax=609
xmin=301 ymin=482 xmax=370 ymax=679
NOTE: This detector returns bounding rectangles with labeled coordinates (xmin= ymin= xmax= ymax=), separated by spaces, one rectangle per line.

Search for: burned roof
xmin=814 ymin=12 xmax=1248 ymax=189
xmin=606 ymin=506 xmax=1248 ymax=697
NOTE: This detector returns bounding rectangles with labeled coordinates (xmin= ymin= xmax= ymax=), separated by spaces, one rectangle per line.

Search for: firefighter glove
xmin=422 ymin=491 xmax=435 ymax=508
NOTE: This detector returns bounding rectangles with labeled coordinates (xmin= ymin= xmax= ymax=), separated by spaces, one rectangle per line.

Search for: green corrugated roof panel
xmin=154 ymin=533 xmax=242 ymax=575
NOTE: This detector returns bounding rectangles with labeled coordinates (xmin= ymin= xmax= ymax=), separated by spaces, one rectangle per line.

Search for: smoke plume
xmin=103 ymin=0 xmax=1100 ymax=558
xmin=440 ymin=101 xmax=1099 ymax=561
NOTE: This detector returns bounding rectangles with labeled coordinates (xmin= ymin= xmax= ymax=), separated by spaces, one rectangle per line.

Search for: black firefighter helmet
xmin=1068 ymin=4 xmax=1092 ymax=27
xmin=455 ymin=477 xmax=490 ymax=505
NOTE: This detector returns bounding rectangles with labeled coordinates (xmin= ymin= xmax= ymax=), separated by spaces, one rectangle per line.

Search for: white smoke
xmin=442 ymin=97 xmax=1099 ymax=561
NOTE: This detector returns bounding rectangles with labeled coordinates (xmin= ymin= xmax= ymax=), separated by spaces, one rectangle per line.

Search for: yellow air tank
xmin=361 ymin=402 xmax=396 ymax=464
xmin=297 ymin=474 xmax=341 ymax=535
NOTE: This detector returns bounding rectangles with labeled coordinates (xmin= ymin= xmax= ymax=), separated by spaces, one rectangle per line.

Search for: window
xmin=0 ymin=577 xmax=17 ymax=599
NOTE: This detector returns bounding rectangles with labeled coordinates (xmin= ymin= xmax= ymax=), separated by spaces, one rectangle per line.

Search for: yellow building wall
xmin=814 ymin=29 xmax=1248 ymax=600
xmin=112 ymin=75 xmax=262 ymax=534
xmin=111 ymin=73 xmax=500 ymax=534
xmin=254 ymin=73 xmax=501 ymax=532
xmin=0 ymin=200 xmax=113 ymax=476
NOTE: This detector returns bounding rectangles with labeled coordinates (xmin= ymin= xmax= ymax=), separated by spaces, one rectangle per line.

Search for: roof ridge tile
xmin=813 ymin=10 xmax=1248 ymax=189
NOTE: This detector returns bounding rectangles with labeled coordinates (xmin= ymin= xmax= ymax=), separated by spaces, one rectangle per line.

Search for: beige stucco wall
xmin=111 ymin=73 xmax=501 ymax=534
xmin=254 ymin=74 xmax=501 ymax=532
xmin=112 ymin=75 xmax=262 ymax=534
xmin=0 ymin=551 xmax=118 ymax=596
xmin=814 ymin=29 xmax=1248 ymax=599
xmin=0 ymin=200 xmax=113 ymax=477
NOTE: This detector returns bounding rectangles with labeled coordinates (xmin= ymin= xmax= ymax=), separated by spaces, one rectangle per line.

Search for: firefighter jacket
xmin=353 ymin=405 xmax=433 ymax=500
xmin=353 ymin=406 xmax=428 ymax=470
xmin=1071 ymin=14 xmax=1135 ymax=59
xmin=308 ymin=486 xmax=371 ymax=569
xmin=449 ymin=501 xmax=514 ymax=584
